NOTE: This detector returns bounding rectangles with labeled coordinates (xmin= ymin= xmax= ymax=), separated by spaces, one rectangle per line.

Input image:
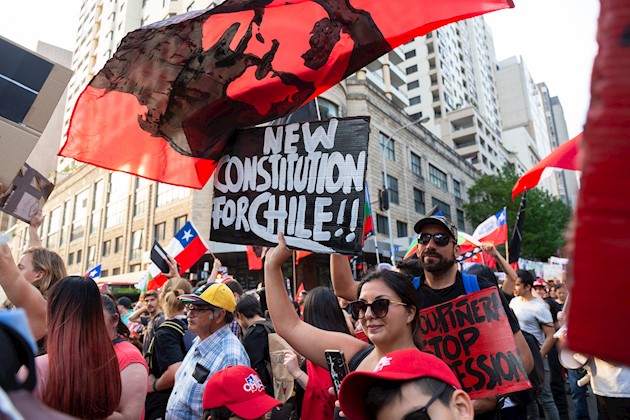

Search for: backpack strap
xmin=462 ymin=273 xmax=480 ymax=294
xmin=412 ymin=276 xmax=421 ymax=291
xmin=145 ymin=320 xmax=187 ymax=369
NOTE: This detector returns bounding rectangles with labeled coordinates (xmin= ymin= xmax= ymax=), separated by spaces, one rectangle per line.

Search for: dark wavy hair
xmin=357 ymin=269 xmax=422 ymax=349
xmin=44 ymin=276 xmax=121 ymax=418
xmin=303 ymin=287 xmax=351 ymax=335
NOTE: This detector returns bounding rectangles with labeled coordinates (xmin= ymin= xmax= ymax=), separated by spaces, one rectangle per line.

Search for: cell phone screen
xmin=325 ymin=349 xmax=349 ymax=396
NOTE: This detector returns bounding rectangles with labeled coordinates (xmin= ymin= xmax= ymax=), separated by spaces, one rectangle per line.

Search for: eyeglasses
xmin=402 ymin=382 xmax=448 ymax=420
xmin=184 ymin=304 xmax=215 ymax=314
xmin=349 ymin=298 xmax=407 ymax=319
xmin=418 ymin=232 xmax=453 ymax=247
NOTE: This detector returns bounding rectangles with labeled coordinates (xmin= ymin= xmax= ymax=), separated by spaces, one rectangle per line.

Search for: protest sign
xmin=0 ymin=163 xmax=54 ymax=224
xmin=419 ymin=287 xmax=531 ymax=400
xmin=211 ymin=117 xmax=369 ymax=254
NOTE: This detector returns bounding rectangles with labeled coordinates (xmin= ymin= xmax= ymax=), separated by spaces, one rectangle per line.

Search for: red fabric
xmin=61 ymin=0 xmax=514 ymax=188
xmin=246 ymin=246 xmax=264 ymax=270
xmin=294 ymin=283 xmax=305 ymax=302
xmin=568 ymin=0 xmax=630 ymax=366
xmin=512 ymin=133 xmax=581 ymax=199
xmin=301 ymin=361 xmax=335 ymax=420
xmin=113 ymin=339 xmax=148 ymax=372
xmin=295 ymin=251 xmax=313 ymax=264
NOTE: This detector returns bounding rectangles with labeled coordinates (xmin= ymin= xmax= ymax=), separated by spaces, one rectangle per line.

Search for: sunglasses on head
xmin=418 ymin=232 xmax=453 ymax=247
xmin=402 ymin=382 xmax=448 ymax=420
xmin=349 ymin=298 xmax=407 ymax=319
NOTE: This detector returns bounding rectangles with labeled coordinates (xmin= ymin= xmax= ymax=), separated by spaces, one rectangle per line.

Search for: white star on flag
xmin=90 ymin=270 xmax=98 ymax=277
xmin=181 ymin=229 xmax=193 ymax=242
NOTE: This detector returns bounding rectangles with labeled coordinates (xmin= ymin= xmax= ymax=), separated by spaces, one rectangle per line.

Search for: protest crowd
xmin=2 ymin=210 xmax=629 ymax=420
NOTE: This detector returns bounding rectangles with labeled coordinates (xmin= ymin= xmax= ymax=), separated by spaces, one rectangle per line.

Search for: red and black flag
xmin=508 ymin=193 xmax=526 ymax=267
xmin=60 ymin=0 xmax=514 ymax=189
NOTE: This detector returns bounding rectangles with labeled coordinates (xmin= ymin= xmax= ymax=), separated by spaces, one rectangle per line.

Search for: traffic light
xmin=379 ymin=189 xmax=389 ymax=211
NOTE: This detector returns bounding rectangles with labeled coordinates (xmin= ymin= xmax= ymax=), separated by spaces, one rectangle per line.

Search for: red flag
xmin=60 ymin=0 xmax=514 ymax=188
xmin=568 ymin=0 xmax=630 ymax=366
xmin=511 ymin=133 xmax=581 ymax=200
xmin=295 ymin=251 xmax=313 ymax=264
xmin=294 ymin=282 xmax=305 ymax=302
xmin=246 ymin=246 xmax=264 ymax=270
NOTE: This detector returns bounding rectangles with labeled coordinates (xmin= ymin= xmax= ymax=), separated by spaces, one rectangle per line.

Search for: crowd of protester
xmin=1 ymin=214 xmax=629 ymax=420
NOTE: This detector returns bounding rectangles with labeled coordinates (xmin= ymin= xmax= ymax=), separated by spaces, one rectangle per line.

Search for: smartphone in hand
xmin=325 ymin=349 xmax=349 ymax=396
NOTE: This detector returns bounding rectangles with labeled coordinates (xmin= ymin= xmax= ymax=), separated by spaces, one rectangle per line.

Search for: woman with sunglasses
xmin=265 ymin=233 xmax=422 ymax=377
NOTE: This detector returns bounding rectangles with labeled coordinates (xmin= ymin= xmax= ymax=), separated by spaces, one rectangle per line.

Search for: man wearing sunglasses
xmin=165 ymin=283 xmax=250 ymax=419
xmin=338 ymin=348 xmax=474 ymax=420
xmin=331 ymin=215 xmax=534 ymax=417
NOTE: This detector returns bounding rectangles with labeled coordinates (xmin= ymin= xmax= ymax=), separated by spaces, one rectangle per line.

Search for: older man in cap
xmin=165 ymin=283 xmax=250 ymax=420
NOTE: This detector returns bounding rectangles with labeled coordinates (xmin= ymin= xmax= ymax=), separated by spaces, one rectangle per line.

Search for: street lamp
xmin=382 ymin=115 xmax=430 ymax=265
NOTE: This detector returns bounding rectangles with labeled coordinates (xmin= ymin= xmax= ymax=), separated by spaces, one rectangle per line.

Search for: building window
xmin=112 ymin=267 xmax=121 ymax=276
xmin=414 ymin=188 xmax=426 ymax=214
xmin=376 ymin=214 xmax=389 ymax=235
xmin=106 ymin=172 xmax=130 ymax=228
xmin=157 ymin=183 xmax=189 ymax=207
xmin=407 ymin=80 xmax=419 ymax=90
xmin=409 ymin=96 xmax=421 ymax=106
xmin=130 ymin=229 xmax=144 ymax=260
xmin=114 ymin=236 xmax=123 ymax=254
xmin=431 ymin=197 xmax=452 ymax=220
xmin=154 ymin=222 xmax=166 ymax=242
xmin=406 ymin=65 xmax=418 ymax=75
xmin=46 ymin=206 xmax=61 ymax=248
xmin=429 ymin=164 xmax=448 ymax=191
xmin=404 ymin=50 xmax=416 ymax=59
xmin=90 ymin=180 xmax=104 ymax=234
xmin=173 ymin=215 xmax=188 ymax=236
xmin=317 ymin=98 xmax=339 ymax=119
xmin=102 ymin=240 xmax=111 ymax=257
xmin=71 ymin=189 xmax=89 ymax=242
xmin=101 ymin=269 xmax=109 ymax=278
xmin=76 ymin=249 xmax=83 ymax=264
xmin=68 ymin=252 xmax=74 ymax=265
xmin=129 ymin=264 xmax=142 ymax=273
xmin=453 ymin=179 xmax=462 ymax=199
xmin=457 ymin=209 xmax=466 ymax=231
xmin=411 ymin=153 xmax=422 ymax=177
xmin=396 ymin=221 xmax=408 ymax=238
xmin=87 ymin=245 xmax=96 ymax=269
xmin=379 ymin=133 xmax=396 ymax=161
xmin=133 ymin=178 xmax=150 ymax=217
xmin=381 ymin=173 xmax=399 ymax=205
xmin=60 ymin=200 xmax=72 ymax=246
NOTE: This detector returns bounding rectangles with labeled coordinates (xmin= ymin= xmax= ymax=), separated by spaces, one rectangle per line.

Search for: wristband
xmin=152 ymin=378 xmax=158 ymax=392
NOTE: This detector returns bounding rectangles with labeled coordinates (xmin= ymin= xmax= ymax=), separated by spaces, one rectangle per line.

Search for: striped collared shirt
xmin=165 ymin=324 xmax=250 ymax=419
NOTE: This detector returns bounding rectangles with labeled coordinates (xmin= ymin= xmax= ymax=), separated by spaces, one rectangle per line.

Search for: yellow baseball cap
xmin=179 ymin=283 xmax=236 ymax=313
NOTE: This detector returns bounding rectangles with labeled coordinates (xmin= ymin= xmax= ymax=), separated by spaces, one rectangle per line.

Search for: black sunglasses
xmin=402 ymin=382 xmax=448 ymax=420
xmin=418 ymin=232 xmax=453 ymax=247
xmin=349 ymin=298 xmax=407 ymax=319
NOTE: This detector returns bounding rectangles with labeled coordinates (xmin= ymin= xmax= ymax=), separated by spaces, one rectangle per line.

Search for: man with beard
xmin=331 ymin=215 xmax=534 ymax=419
xmin=129 ymin=290 xmax=165 ymax=356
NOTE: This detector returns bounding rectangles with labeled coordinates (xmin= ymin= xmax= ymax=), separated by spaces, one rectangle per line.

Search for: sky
xmin=1 ymin=0 xmax=599 ymax=140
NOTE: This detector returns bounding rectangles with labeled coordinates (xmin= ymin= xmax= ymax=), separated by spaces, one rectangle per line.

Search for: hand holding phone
xmin=325 ymin=349 xmax=349 ymax=396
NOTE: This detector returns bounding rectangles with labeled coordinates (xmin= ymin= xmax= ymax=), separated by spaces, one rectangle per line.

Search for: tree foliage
xmin=463 ymin=165 xmax=572 ymax=261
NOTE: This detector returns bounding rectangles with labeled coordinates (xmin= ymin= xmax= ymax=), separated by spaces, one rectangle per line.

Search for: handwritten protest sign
xmin=419 ymin=287 xmax=531 ymax=399
xmin=211 ymin=117 xmax=369 ymax=254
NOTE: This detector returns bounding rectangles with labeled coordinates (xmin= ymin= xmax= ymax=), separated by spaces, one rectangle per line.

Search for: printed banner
xmin=211 ymin=117 xmax=369 ymax=254
xmin=419 ymin=288 xmax=531 ymax=400
xmin=0 ymin=163 xmax=54 ymax=223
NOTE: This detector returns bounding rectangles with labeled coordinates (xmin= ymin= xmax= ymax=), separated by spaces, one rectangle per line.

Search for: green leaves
xmin=464 ymin=165 xmax=572 ymax=261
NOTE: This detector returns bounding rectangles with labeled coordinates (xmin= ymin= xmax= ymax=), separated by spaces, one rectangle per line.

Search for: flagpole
xmin=504 ymin=206 xmax=509 ymax=263
xmin=292 ymin=251 xmax=297 ymax=298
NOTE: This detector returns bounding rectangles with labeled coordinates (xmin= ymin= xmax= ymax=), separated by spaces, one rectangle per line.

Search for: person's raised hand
xmin=213 ymin=258 xmax=222 ymax=269
xmin=265 ymin=232 xmax=292 ymax=268
xmin=29 ymin=209 xmax=44 ymax=230
xmin=0 ymin=243 xmax=20 ymax=281
xmin=164 ymin=255 xmax=179 ymax=278
xmin=481 ymin=242 xmax=497 ymax=256
xmin=283 ymin=350 xmax=301 ymax=378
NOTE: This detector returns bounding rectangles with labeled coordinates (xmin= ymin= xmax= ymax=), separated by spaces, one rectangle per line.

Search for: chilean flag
xmin=146 ymin=221 xmax=208 ymax=290
xmin=473 ymin=208 xmax=508 ymax=246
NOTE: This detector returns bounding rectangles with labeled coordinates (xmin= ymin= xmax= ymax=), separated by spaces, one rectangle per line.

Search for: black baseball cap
xmin=413 ymin=215 xmax=458 ymax=240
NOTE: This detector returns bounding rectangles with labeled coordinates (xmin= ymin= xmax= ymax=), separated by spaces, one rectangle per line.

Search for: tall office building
xmin=399 ymin=17 xmax=510 ymax=175
xmin=496 ymin=56 xmax=560 ymax=196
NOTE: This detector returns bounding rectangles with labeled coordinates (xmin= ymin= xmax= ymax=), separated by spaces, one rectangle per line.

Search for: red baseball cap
xmin=202 ymin=366 xmax=281 ymax=419
xmin=533 ymin=279 xmax=546 ymax=288
xmin=338 ymin=349 xmax=461 ymax=420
